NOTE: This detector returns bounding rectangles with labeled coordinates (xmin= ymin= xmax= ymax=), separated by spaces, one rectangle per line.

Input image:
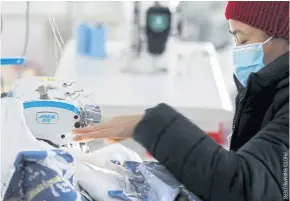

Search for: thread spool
xmin=89 ymin=24 xmax=106 ymax=59
xmin=76 ymin=23 xmax=91 ymax=56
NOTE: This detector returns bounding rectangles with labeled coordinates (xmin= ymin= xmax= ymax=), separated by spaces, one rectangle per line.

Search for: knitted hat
xmin=225 ymin=1 xmax=289 ymax=39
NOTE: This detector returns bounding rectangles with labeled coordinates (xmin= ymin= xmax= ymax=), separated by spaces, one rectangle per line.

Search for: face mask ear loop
xmin=263 ymin=36 xmax=273 ymax=44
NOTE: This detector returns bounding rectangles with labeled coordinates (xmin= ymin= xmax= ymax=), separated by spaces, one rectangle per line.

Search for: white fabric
xmin=1 ymin=98 xmax=52 ymax=198
xmin=0 ymin=97 xmax=142 ymax=201
xmin=73 ymin=144 xmax=142 ymax=200
xmin=1 ymin=97 xmax=52 ymax=160
xmin=76 ymin=162 xmax=127 ymax=201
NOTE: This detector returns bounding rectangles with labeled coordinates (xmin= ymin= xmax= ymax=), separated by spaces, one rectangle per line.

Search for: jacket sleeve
xmin=133 ymin=103 xmax=289 ymax=201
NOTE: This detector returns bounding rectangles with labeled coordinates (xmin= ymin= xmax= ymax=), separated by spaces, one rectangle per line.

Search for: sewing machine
xmin=7 ymin=76 xmax=102 ymax=151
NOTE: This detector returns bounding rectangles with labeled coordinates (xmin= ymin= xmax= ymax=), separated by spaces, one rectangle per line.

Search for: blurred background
xmin=0 ymin=1 xmax=237 ymax=155
xmin=0 ymin=1 xmax=235 ymax=91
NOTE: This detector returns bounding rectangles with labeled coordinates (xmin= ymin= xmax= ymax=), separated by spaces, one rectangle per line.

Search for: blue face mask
xmin=233 ymin=37 xmax=272 ymax=86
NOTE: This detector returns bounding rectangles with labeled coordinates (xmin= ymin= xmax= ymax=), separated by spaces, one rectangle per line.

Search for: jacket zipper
xmin=230 ymin=95 xmax=245 ymax=145
xmin=231 ymin=74 xmax=254 ymax=145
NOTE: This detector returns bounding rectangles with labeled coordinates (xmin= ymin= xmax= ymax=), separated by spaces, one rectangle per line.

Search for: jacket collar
xmin=255 ymin=51 xmax=289 ymax=89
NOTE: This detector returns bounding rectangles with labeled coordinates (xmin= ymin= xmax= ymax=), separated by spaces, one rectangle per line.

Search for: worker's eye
xmin=235 ymin=40 xmax=248 ymax=46
xmin=240 ymin=40 xmax=247 ymax=45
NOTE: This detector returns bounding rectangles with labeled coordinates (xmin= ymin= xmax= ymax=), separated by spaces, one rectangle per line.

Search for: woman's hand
xmin=72 ymin=114 xmax=143 ymax=144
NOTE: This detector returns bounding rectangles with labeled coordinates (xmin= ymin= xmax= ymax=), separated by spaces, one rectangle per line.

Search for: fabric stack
xmin=3 ymin=150 xmax=202 ymax=201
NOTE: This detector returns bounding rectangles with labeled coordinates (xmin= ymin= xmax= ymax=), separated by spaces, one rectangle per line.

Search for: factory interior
xmin=2 ymin=1 xmax=285 ymax=201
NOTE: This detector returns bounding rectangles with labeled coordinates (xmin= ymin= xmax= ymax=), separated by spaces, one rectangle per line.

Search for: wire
xmin=48 ymin=14 xmax=65 ymax=67
xmin=51 ymin=16 xmax=64 ymax=47
xmin=21 ymin=1 xmax=30 ymax=57
xmin=1 ymin=3 xmax=4 ymax=92
xmin=18 ymin=1 xmax=30 ymax=79
xmin=0 ymin=2 xmax=3 ymax=35
xmin=0 ymin=11 xmax=3 ymax=35
xmin=48 ymin=15 xmax=64 ymax=53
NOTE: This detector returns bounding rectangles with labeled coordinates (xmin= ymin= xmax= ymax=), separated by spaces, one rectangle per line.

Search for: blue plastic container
xmin=89 ymin=24 xmax=106 ymax=59
xmin=76 ymin=23 xmax=91 ymax=56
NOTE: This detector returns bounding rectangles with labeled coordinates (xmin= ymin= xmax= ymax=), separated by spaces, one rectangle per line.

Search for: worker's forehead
xmin=228 ymin=19 xmax=264 ymax=36
xmin=229 ymin=20 xmax=251 ymax=34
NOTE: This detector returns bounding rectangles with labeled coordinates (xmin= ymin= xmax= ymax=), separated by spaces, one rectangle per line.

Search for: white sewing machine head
xmin=8 ymin=76 xmax=102 ymax=151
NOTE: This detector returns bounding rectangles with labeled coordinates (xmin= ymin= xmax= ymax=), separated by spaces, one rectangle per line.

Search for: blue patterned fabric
xmin=3 ymin=150 xmax=88 ymax=201
xmin=108 ymin=161 xmax=203 ymax=201
xmin=3 ymin=151 xmax=202 ymax=201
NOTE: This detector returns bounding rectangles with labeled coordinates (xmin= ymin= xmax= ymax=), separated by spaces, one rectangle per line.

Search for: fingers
xmin=73 ymin=135 xmax=126 ymax=143
xmin=72 ymin=123 xmax=112 ymax=134
xmin=103 ymin=138 xmax=125 ymax=144
xmin=72 ymin=115 xmax=138 ymax=143
xmin=73 ymin=134 xmax=91 ymax=142
xmin=73 ymin=128 xmax=115 ymax=142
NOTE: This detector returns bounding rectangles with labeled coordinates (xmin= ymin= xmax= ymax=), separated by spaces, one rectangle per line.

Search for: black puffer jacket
xmin=134 ymin=52 xmax=289 ymax=201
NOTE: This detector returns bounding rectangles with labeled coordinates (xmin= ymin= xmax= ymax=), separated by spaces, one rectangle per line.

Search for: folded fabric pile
xmin=2 ymin=150 xmax=202 ymax=201
xmin=2 ymin=150 xmax=89 ymax=201
xmin=108 ymin=161 xmax=202 ymax=201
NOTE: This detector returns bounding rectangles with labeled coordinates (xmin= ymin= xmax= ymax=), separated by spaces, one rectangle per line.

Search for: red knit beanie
xmin=225 ymin=1 xmax=289 ymax=39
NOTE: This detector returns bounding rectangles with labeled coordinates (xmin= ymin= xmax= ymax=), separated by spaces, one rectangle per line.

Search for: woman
xmin=73 ymin=2 xmax=289 ymax=201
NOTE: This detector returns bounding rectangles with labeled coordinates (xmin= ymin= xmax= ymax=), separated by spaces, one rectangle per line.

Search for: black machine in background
xmin=132 ymin=1 xmax=142 ymax=57
xmin=145 ymin=2 xmax=172 ymax=56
